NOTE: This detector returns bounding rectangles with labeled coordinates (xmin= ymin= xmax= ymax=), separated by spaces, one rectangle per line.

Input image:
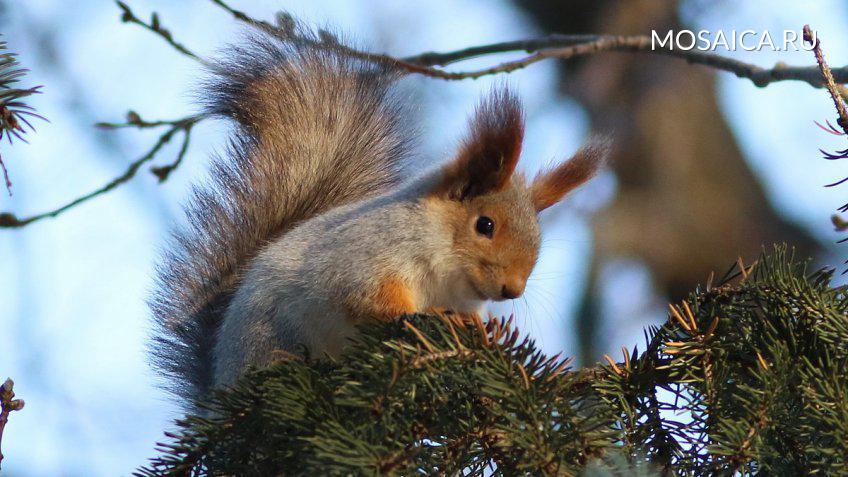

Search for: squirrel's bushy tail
xmin=150 ymin=26 xmax=413 ymax=404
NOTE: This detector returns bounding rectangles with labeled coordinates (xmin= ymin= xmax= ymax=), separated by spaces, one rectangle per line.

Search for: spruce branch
xmin=0 ymin=39 xmax=45 ymax=196
xmin=138 ymin=245 xmax=848 ymax=475
xmin=138 ymin=313 xmax=619 ymax=476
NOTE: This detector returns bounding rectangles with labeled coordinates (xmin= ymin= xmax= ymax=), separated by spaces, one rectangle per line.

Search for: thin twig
xmin=404 ymin=35 xmax=603 ymax=67
xmin=0 ymin=116 xmax=199 ymax=228
xmin=209 ymin=0 xmax=278 ymax=32
xmin=211 ymin=2 xmax=847 ymax=88
xmin=803 ymin=24 xmax=848 ymax=233
xmin=116 ymin=1 xmax=203 ymax=63
xmin=0 ymin=378 xmax=25 ymax=471
xmin=96 ymin=110 xmax=202 ymax=130
xmin=399 ymin=35 xmax=846 ymax=87
xmin=804 ymin=25 xmax=848 ymax=135
xmin=151 ymin=122 xmax=193 ymax=182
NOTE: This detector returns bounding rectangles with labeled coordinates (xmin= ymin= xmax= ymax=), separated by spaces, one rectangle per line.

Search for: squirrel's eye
xmin=475 ymin=216 xmax=495 ymax=238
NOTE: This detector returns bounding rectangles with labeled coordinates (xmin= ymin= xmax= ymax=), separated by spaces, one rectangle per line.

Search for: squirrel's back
xmin=150 ymin=27 xmax=413 ymax=404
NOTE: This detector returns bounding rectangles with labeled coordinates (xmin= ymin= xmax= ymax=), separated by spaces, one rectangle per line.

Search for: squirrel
xmin=150 ymin=25 xmax=608 ymax=405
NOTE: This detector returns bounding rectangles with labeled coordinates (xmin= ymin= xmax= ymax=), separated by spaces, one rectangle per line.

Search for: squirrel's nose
xmin=501 ymin=281 xmax=525 ymax=300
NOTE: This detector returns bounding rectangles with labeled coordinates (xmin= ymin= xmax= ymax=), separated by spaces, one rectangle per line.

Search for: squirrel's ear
xmin=431 ymin=89 xmax=524 ymax=200
xmin=530 ymin=137 xmax=609 ymax=212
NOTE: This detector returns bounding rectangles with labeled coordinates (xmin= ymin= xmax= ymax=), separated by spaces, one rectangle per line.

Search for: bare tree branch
xmin=206 ymin=0 xmax=847 ymax=87
xmin=115 ymin=1 xmax=202 ymax=62
xmin=798 ymin=24 xmax=848 ymax=233
xmin=392 ymin=34 xmax=846 ymax=87
xmin=4 ymin=4 xmax=848 ymax=229
xmin=804 ymin=25 xmax=848 ymax=135
xmin=0 ymin=115 xmax=199 ymax=228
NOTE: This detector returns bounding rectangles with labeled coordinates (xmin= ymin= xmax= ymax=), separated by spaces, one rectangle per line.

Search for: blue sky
xmin=1 ymin=1 xmax=846 ymax=475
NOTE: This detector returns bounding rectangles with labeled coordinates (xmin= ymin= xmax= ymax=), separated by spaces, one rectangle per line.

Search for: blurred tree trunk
xmin=513 ymin=0 xmax=818 ymax=364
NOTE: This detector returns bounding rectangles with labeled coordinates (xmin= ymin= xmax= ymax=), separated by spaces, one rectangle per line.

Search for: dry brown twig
xmin=0 ymin=378 xmax=25 ymax=471
xmin=388 ymin=35 xmax=847 ymax=87
xmin=804 ymin=25 xmax=848 ymax=136
xmin=0 ymin=114 xmax=199 ymax=228
xmin=802 ymin=24 xmax=848 ymax=232
xmin=210 ymin=2 xmax=848 ymax=87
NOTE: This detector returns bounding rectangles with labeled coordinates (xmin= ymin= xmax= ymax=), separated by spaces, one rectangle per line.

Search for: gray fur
xmin=213 ymin=170 xmax=507 ymax=386
xmin=149 ymin=26 xmax=413 ymax=405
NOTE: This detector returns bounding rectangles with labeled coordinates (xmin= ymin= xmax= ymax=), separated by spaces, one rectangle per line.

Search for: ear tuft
xmin=530 ymin=136 xmax=610 ymax=212
xmin=433 ymin=87 xmax=525 ymax=200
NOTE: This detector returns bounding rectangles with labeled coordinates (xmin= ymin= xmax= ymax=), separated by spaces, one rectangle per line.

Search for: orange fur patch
xmin=347 ymin=274 xmax=416 ymax=323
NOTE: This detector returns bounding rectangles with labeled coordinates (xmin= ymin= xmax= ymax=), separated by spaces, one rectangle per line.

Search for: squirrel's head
xmin=425 ymin=88 xmax=608 ymax=303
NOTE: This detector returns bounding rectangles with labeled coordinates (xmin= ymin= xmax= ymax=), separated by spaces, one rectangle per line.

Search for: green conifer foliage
xmin=138 ymin=246 xmax=848 ymax=476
